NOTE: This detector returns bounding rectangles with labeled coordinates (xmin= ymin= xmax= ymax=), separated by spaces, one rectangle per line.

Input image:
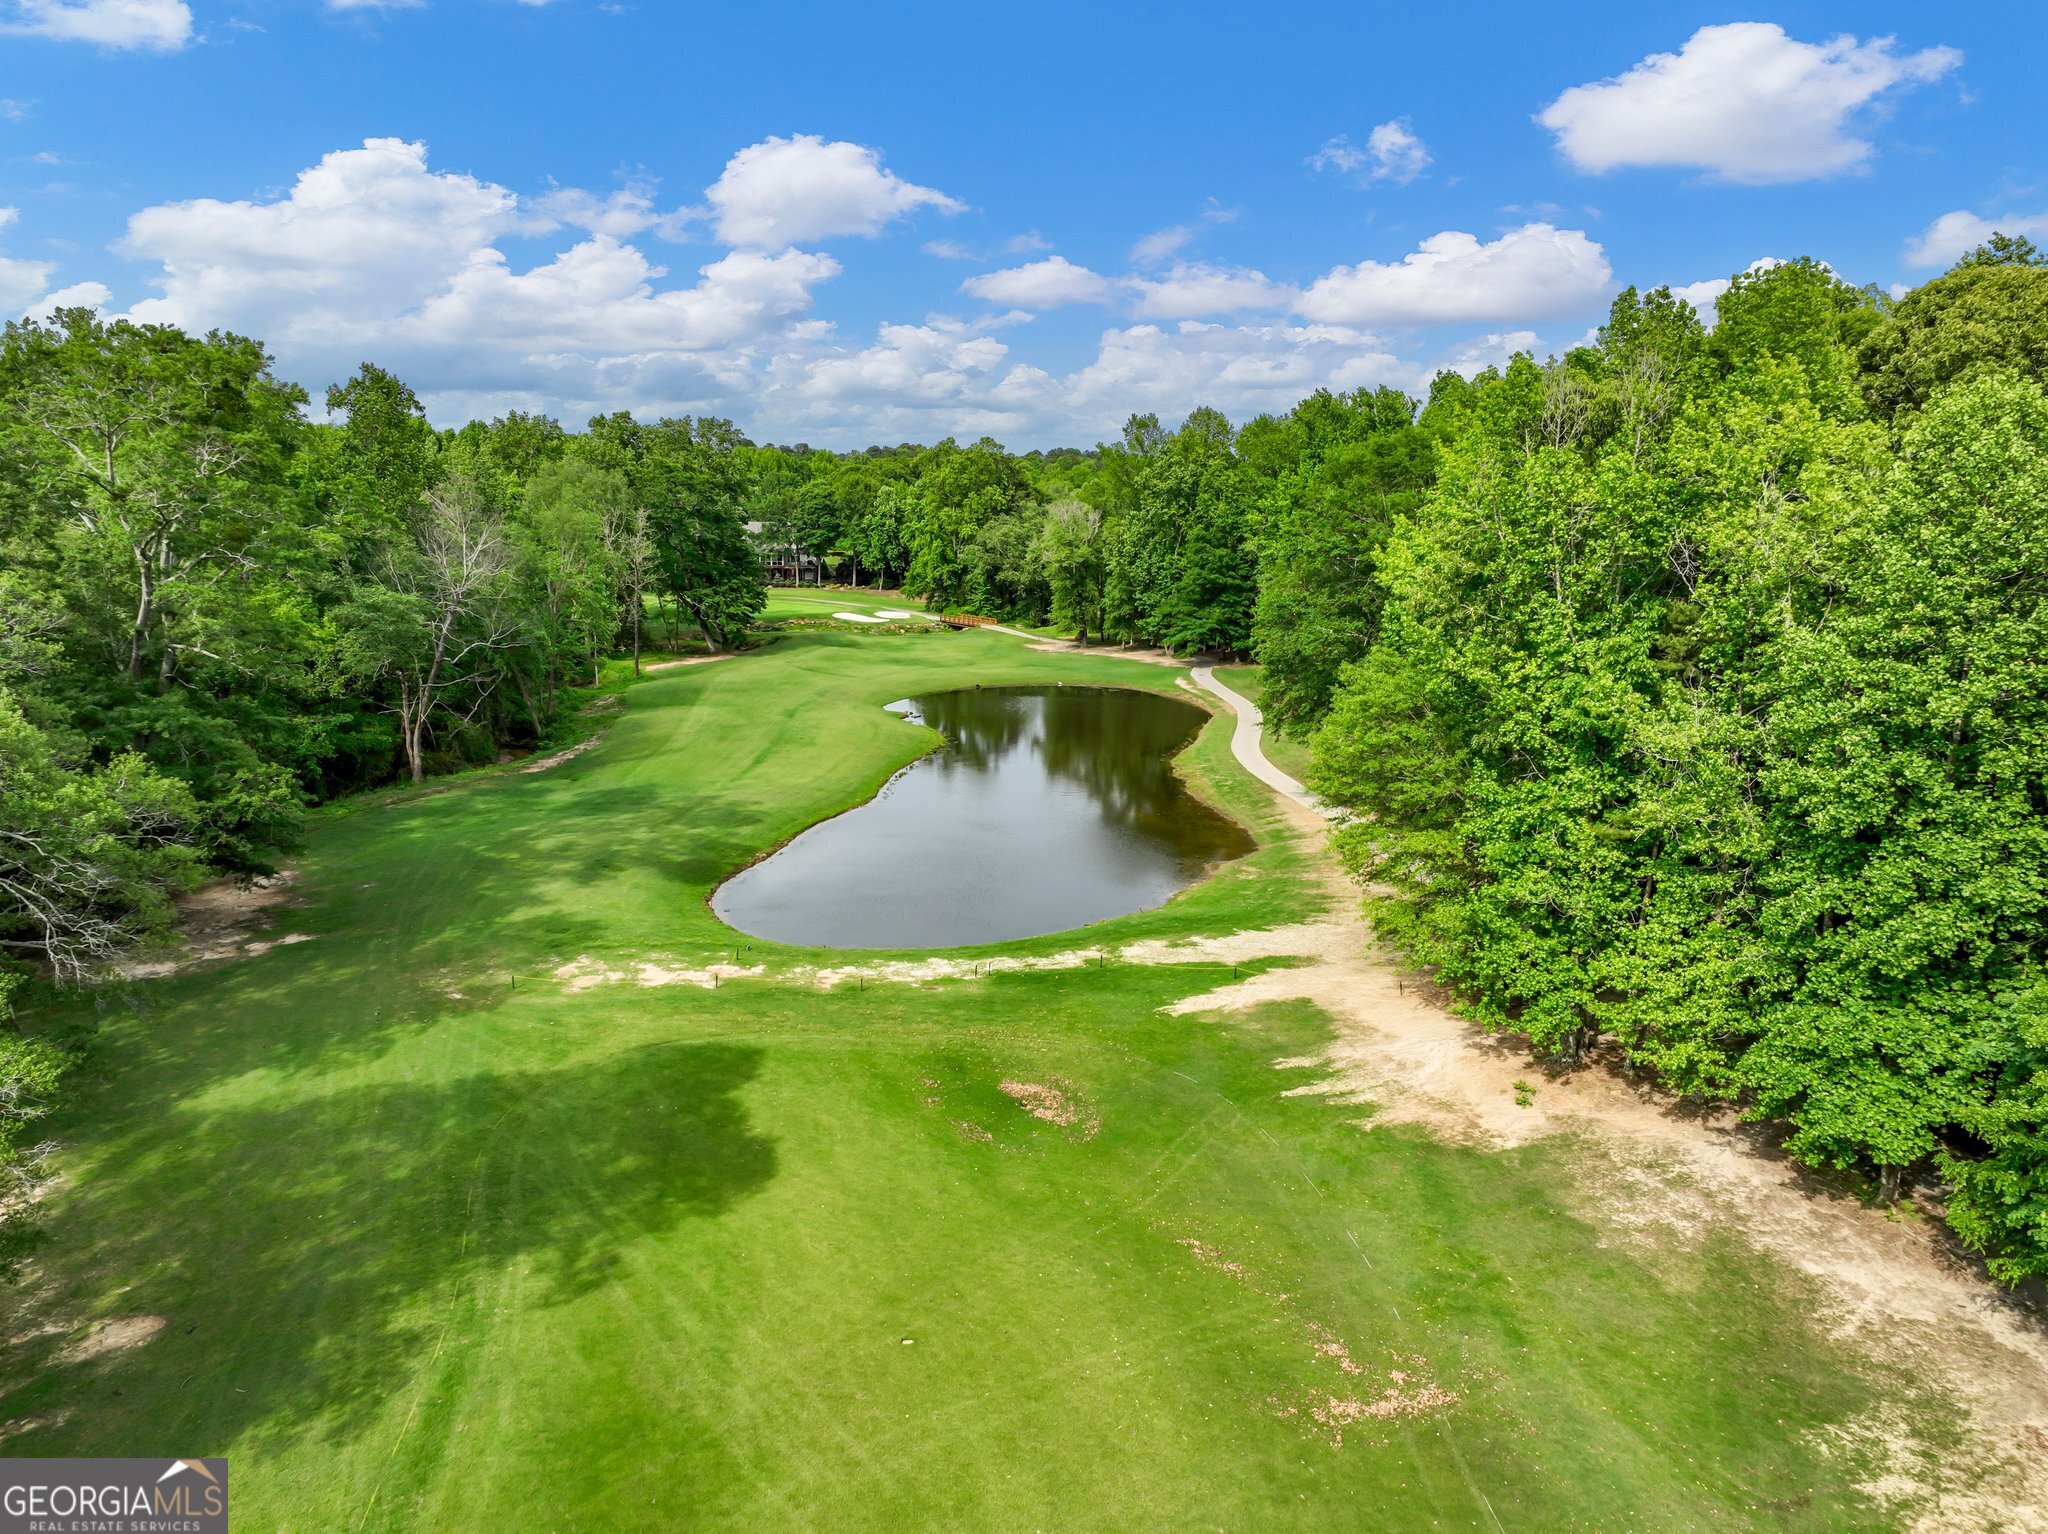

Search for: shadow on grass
xmin=4 ymin=1039 xmax=776 ymax=1455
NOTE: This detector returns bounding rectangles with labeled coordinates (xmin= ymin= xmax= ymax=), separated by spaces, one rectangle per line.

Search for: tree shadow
xmin=3 ymin=1039 xmax=776 ymax=1452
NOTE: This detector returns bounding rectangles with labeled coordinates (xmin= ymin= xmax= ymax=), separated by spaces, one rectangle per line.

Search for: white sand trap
xmin=875 ymin=609 xmax=932 ymax=621
xmin=834 ymin=612 xmax=886 ymax=623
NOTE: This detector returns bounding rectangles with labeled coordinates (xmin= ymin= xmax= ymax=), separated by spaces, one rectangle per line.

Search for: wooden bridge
xmin=932 ymin=612 xmax=997 ymax=630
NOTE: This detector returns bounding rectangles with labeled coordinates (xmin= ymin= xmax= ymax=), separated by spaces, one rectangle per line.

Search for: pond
xmin=711 ymin=685 xmax=1253 ymax=949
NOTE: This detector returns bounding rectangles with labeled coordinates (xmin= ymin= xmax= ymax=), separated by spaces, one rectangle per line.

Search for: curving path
xmin=1188 ymin=665 xmax=1329 ymax=818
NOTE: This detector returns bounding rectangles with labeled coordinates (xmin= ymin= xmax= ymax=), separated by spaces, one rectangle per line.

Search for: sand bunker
xmin=833 ymin=612 xmax=886 ymax=623
xmin=875 ymin=609 xmax=931 ymax=621
xmin=643 ymin=654 xmax=734 ymax=672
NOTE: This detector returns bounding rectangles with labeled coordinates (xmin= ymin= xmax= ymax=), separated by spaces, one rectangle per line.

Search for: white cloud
xmin=1130 ymin=200 xmax=1237 ymax=265
xmin=120 ymin=139 xmax=525 ymax=342
xmin=1127 ymin=262 xmax=1292 ymax=319
xmin=756 ymin=315 xmax=1414 ymax=445
xmin=2 ymin=0 xmax=191 ymax=49
xmin=1131 ymin=225 xmax=1194 ymax=264
xmin=702 ymin=134 xmax=963 ymax=249
xmin=412 ymin=241 xmax=840 ymax=354
xmin=1310 ymin=119 xmax=1432 ymax=185
xmin=532 ymin=180 xmax=685 ymax=240
xmin=1295 ymin=223 xmax=1611 ymax=328
xmin=0 ymin=254 xmax=56 ymax=311
xmin=768 ymin=316 xmax=1024 ymax=426
xmin=1538 ymin=23 xmax=1960 ymax=184
xmin=1670 ymin=276 xmax=1733 ymax=315
xmin=24 ymin=278 xmax=110 ymax=319
xmin=77 ymin=137 xmax=1632 ymax=445
xmin=112 ymin=137 xmax=847 ymax=420
xmin=1903 ymin=209 xmax=2048 ymax=269
xmin=1064 ymin=321 xmax=1410 ymax=425
xmin=960 ymin=256 xmax=1112 ymax=309
xmin=1428 ymin=329 xmax=1541 ymax=378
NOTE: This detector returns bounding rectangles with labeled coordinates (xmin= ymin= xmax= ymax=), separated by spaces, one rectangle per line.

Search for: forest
xmin=2 ymin=238 xmax=2045 ymax=1285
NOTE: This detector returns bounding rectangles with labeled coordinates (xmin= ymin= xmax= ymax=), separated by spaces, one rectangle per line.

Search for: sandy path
xmin=643 ymin=654 xmax=735 ymax=672
xmin=1187 ymin=665 xmax=1327 ymax=816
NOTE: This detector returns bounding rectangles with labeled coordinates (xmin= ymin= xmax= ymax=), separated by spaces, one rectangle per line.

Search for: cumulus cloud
xmin=754 ymin=315 xmax=1414 ymax=444
xmin=1903 ymin=209 xmax=2048 ymax=269
xmin=1063 ymin=321 xmax=1409 ymax=424
xmin=80 ymin=136 xmax=1632 ymax=445
xmin=960 ymin=256 xmax=1113 ymax=309
xmin=24 ymin=279 xmax=111 ymax=319
xmin=119 ymin=139 xmax=525 ymax=342
xmin=1127 ymin=262 xmax=1292 ymax=319
xmin=2 ymin=0 xmax=190 ymax=48
xmin=702 ymin=134 xmax=963 ymax=248
xmin=411 ymin=242 xmax=841 ymax=354
xmin=1538 ymin=23 xmax=1960 ymax=184
xmin=112 ymin=137 xmax=847 ymax=421
xmin=0 ymin=253 xmax=57 ymax=312
xmin=1310 ymin=119 xmax=1432 ymax=185
xmin=1295 ymin=223 xmax=1611 ymax=328
xmin=533 ymin=180 xmax=686 ymax=240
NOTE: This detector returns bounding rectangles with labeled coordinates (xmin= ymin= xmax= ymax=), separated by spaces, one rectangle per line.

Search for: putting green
xmin=3 ymin=626 xmax=1904 ymax=1532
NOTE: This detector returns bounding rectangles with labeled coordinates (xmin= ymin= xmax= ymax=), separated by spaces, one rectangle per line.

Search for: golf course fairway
xmin=1 ymin=613 xmax=1915 ymax=1532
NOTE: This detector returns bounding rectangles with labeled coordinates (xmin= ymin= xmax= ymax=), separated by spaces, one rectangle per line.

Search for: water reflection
xmin=712 ymin=686 xmax=1252 ymax=949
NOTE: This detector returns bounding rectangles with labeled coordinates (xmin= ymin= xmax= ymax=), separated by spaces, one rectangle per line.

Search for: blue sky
xmin=0 ymin=1 xmax=2038 ymax=445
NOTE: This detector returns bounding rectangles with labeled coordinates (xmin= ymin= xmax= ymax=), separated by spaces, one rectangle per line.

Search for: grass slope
xmin=4 ymin=627 xmax=1903 ymax=1532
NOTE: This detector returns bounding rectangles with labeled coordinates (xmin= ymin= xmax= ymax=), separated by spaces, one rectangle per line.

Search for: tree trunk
xmin=400 ymin=686 xmax=427 ymax=784
xmin=127 ymin=565 xmax=154 ymax=681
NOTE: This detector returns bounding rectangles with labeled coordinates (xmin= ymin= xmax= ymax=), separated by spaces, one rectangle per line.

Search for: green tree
xmin=1858 ymin=239 xmax=2048 ymax=421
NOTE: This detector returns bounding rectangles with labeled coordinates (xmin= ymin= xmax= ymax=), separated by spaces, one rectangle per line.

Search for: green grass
xmin=3 ymin=627 xmax=1906 ymax=1532
xmin=1216 ymin=664 xmax=1315 ymax=783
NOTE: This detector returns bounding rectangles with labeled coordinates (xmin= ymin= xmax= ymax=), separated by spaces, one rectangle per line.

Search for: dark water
xmin=712 ymin=686 xmax=1253 ymax=949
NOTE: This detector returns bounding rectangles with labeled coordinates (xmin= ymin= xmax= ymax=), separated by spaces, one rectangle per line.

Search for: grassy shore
xmin=2 ymin=622 xmax=1903 ymax=1532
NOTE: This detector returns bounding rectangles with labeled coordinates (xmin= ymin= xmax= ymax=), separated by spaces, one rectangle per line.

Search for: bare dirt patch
xmin=643 ymin=654 xmax=735 ymax=672
xmin=118 ymin=873 xmax=307 ymax=979
xmin=1016 ymin=635 xmax=1187 ymax=668
xmin=520 ymin=732 xmax=607 ymax=773
xmin=54 ymin=1315 xmax=164 ymax=1365
xmin=999 ymin=1078 xmax=1101 ymax=1140
xmin=1176 ymin=1232 xmax=1460 ymax=1446
xmin=552 ymin=955 xmax=763 ymax=993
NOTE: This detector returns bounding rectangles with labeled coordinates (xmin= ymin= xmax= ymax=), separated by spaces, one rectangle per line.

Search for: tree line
xmin=1 ymin=237 xmax=2045 ymax=1283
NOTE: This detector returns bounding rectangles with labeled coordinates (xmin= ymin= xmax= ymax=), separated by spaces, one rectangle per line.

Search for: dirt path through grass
xmin=1172 ymin=658 xmax=2048 ymax=1533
